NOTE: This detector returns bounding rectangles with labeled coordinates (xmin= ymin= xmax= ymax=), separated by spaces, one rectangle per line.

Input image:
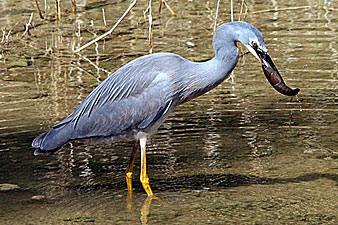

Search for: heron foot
xmin=140 ymin=176 xmax=154 ymax=196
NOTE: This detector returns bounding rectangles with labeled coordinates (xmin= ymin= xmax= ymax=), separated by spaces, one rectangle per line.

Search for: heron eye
xmin=251 ymin=41 xmax=258 ymax=49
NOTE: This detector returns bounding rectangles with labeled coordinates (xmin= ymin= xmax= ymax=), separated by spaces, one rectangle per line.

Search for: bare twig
xmin=147 ymin=0 xmax=153 ymax=53
xmin=1 ymin=27 xmax=6 ymax=43
xmin=35 ymin=0 xmax=44 ymax=19
xmin=159 ymin=0 xmax=176 ymax=16
xmin=56 ymin=0 xmax=61 ymax=20
xmin=75 ymin=0 xmax=137 ymax=53
xmin=102 ymin=8 xmax=107 ymax=26
xmin=243 ymin=1 xmax=248 ymax=20
xmin=71 ymin=0 xmax=76 ymax=13
xmin=158 ymin=0 xmax=163 ymax=15
xmin=239 ymin=0 xmax=244 ymax=21
xmin=213 ymin=0 xmax=221 ymax=32
xmin=230 ymin=0 xmax=234 ymax=22
xmin=230 ymin=0 xmax=234 ymax=83
xmin=74 ymin=65 xmax=103 ymax=83
xmin=80 ymin=54 xmax=110 ymax=75
xmin=251 ymin=5 xmax=317 ymax=14
xmin=5 ymin=30 xmax=12 ymax=42
xmin=238 ymin=0 xmax=248 ymax=21
xmin=22 ymin=13 xmax=34 ymax=38
xmin=165 ymin=15 xmax=175 ymax=27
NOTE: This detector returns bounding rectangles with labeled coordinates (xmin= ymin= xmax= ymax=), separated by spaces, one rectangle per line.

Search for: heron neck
xmin=202 ymin=46 xmax=239 ymax=87
xmin=207 ymin=38 xmax=240 ymax=85
xmin=177 ymin=45 xmax=239 ymax=104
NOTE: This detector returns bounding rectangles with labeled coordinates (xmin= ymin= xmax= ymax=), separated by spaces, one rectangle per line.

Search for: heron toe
xmin=140 ymin=175 xmax=154 ymax=196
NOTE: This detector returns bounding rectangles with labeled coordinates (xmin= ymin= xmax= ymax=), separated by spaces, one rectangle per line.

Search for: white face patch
xmin=244 ymin=44 xmax=260 ymax=62
xmin=245 ymin=36 xmax=268 ymax=64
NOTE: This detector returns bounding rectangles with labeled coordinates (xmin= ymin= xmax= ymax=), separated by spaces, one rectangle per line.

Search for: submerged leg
xmin=140 ymin=137 xmax=154 ymax=196
xmin=126 ymin=141 xmax=139 ymax=192
xmin=126 ymin=141 xmax=139 ymax=211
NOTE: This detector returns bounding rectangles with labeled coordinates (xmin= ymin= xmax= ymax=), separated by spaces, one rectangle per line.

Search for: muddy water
xmin=0 ymin=0 xmax=337 ymax=224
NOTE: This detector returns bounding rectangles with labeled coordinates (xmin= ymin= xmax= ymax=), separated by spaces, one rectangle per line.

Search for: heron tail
xmin=32 ymin=124 xmax=72 ymax=155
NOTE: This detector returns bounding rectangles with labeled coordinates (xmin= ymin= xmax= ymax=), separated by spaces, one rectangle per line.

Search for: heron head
xmin=233 ymin=22 xmax=300 ymax=96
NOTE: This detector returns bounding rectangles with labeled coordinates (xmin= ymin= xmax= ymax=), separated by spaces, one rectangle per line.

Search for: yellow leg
xmin=126 ymin=141 xmax=139 ymax=192
xmin=140 ymin=137 xmax=154 ymax=196
xmin=126 ymin=141 xmax=139 ymax=211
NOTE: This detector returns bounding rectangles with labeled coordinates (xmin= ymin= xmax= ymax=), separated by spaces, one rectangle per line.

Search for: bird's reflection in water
xmin=140 ymin=196 xmax=153 ymax=225
xmin=126 ymin=193 xmax=168 ymax=225
xmin=126 ymin=186 xmax=134 ymax=212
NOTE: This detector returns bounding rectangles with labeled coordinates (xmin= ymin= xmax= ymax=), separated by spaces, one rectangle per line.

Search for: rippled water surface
xmin=0 ymin=0 xmax=337 ymax=224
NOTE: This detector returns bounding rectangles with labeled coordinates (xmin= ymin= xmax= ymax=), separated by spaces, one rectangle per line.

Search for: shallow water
xmin=0 ymin=0 xmax=337 ymax=224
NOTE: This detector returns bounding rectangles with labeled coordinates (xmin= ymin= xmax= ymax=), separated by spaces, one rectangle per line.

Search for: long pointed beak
xmin=256 ymin=49 xmax=299 ymax=96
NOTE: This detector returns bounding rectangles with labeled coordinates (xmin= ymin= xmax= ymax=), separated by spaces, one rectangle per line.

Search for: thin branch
xmin=74 ymin=0 xmax=137 ymax=53
xmin=239 ymin=0 xmax=244 ymax=21
xmin=230 ymin=0 xmax=234 ymax=82
xmin=74 ymin=65 xmax=102 ymax=83
xmin=251 ymin=5 xmax=317 ymax=14
xmin=80 ymin=54 xmax=110 ymax=75
xmin=44 ymin=0 xmax=47 ymax=16
xmin=213 ymin=0 xmax=221 ymax=32
xmin=35 ymin=0 xmax=44 ymax=19
xmin=148 ymin=0 xmax=153 ymax=53
xmin=243 ymin=1 xmax=248 ymax=20
xmin=102 ymin=8 xmax=107 ymax=26
xmin=158 ymin=0 xmax=163 ymax=15
xmin=5 ymin=30 xmax=12 ymax=42
xmin=230 ymin=0 xmax=234 ymax=22
xmin=159 ymin=0 xmax=176 ymax=16
xmin=22 ymin=13 xmax=34 ymax=38
xmin=1 ymin=27 xmax=6 ymax=43
xmin=71 ymin=0 xmax=76 ymax=13
xmin=56 ymin=0 xmax=61 ymax=20
xmin=239 ymin=0 xmax=248 ymax=21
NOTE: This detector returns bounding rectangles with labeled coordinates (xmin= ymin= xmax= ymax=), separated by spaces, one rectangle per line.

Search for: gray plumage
xmin=33 ymin=21 xmax=295 ymax=155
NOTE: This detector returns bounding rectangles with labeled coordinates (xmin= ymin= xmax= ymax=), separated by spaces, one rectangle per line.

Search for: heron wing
xmin=53 ymin=53 xmax=182 ymax=138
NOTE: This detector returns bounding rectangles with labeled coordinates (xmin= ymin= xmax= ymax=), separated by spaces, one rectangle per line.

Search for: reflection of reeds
xmin=145 ymin=0 xmax=153 ymax=53
xmin=214 ymin=0 xmax=221 ymax=32
xmin=239 ymin=0 xmax=248 ymax=21
xmin=214 ymin=0 xmax=247 ymax=32
xmin=252 ymin=5 xmax=320 ymax=14
xmin=75 ymin=0 xmax=137 ymax=53
xmin=159 ymin=0 xmax=176 ymax=16
xmin=34 ymin=0 xmax=44 ymax=19
xmin=1 ymin=27 xmax=11 ymax=44
xmin=76 ymin=0 xmax=176 ymax=53
xmin=102 ymin=8 xmax=107 ymax=27
xmin=230 ymin=0 xmax=234 ymax=22
xmin=56 ymin=0 xmax=61 ymax=20
xmin=31 ymin=0 xmax=177 ymax=54
xmin=22 ymin=13 xmax=33 ymax=38
xmin=71 ymin=0 xmax=76 ymax=13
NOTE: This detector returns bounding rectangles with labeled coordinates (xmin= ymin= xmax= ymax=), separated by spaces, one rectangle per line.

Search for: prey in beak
xmin=245 ymin=42 xmax=300 ymax=96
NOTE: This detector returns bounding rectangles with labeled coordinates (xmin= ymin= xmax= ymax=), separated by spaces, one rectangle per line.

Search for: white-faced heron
xmin=32 ymin=21 xmax=299 ymax=196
